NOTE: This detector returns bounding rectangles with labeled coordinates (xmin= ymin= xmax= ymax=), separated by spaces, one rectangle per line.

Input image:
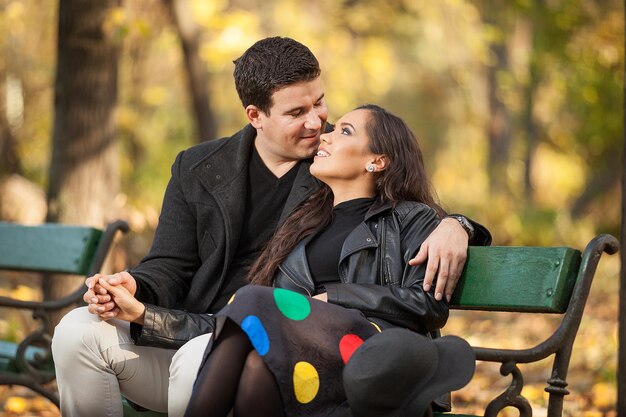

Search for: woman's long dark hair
xmin=247 ymin=104 xmax=444 ymax=286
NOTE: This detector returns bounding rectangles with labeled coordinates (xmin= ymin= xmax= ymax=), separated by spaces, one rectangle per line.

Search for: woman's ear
xmin=246 ymin=105 xmax=263 ymax=129
xmin=371 ymin=155 xmax=388 ymax=172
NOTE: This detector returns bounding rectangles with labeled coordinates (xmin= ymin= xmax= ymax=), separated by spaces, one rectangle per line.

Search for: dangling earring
xmin=366 ymin=165 xmax=375 ymax=173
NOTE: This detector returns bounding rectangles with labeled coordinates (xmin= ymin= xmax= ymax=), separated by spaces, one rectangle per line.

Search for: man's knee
xmin=52 ymin=306 xmax=130 ymax=364
xmin=169 ymin=333 xmax=211 ymax=378
xmin=168 ymin=333 xmax=212 ymax=417
xmin=52 ymin=307 xmax=94 ymax=359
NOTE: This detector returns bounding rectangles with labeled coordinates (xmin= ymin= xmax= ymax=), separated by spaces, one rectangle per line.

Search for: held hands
xmin=83 ymin=271 xmax=144 ymax=323
xmin=98 ymin=279 xmax=146 ymax=324
xmin=409 ymin=217 xmax=469 ymax=302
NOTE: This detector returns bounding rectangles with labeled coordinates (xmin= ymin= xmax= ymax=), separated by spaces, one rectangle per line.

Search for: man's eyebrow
xmin=283 ymin=106 xmax=303 ymax=115
xmin=283 ymin=93 xmax=325 ymax=115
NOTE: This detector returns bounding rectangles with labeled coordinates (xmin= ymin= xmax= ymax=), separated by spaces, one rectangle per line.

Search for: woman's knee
xmin=239 ymin=350 xmax=269 ymax=390
xmin=236 ymin=351 xmax=282 ymax=414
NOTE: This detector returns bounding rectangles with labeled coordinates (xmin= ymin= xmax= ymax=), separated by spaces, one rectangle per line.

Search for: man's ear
xmin=246 ymin=105 xmax=263 ymax=129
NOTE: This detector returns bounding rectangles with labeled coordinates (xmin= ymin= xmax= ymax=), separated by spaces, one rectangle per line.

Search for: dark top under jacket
xmin=306 ymin=197 xmax=375 ymax=291
xmin=213 ymin=145 xmax=299 ymax=310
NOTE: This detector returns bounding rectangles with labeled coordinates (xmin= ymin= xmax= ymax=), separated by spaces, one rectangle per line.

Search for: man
xmin=51 ymin=37 xmax=490 ymax=417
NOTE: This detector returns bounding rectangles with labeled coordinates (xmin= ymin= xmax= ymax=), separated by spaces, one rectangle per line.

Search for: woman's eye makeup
xmin=341 ymin=127 xmax=351 ymax=135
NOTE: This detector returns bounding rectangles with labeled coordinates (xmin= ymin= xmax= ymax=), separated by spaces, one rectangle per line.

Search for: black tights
xmin=183 ymin=320 xmax=284 ymax=417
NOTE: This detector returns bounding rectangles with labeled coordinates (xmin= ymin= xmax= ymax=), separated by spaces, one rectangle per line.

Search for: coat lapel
xmin=191 ymin=125 xmax=256 ymax=267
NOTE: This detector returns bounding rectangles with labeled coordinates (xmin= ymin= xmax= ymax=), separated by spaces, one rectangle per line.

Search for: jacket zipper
xmin=277 ymin=265 xmax=313 ymax=297
xmin=379 ymin=218 xmax=389 ymax=285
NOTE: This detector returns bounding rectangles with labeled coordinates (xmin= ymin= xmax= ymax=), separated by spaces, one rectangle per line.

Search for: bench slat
xmin=0 ymin=222 xmax=102 ymax=275
xmin=450 ymin=246 xmax=581 ymax=313
xmin=0 ymin=341 xmax=52 ymax=374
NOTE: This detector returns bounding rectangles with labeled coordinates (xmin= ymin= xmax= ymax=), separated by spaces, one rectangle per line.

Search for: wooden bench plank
xmin=0 ymin=222 xmax=103 ymax=275
xmin=449 ymin=246 xmax=581 ymax=313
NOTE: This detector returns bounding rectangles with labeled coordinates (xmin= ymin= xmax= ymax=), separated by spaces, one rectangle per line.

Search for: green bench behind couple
xmin=0 ymin=221 xmax=618 ymax=416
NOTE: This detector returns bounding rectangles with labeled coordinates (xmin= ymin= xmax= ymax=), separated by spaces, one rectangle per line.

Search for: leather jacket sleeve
xmin=324 ymin=282 xmax=447 ymax=333
xmin=467 ymin=217 xmax=492 ymax=246
xmin=130 ymin=304 xmax=215 ymax=349
xmin=325 ymin=204 xmax=448 ymax=333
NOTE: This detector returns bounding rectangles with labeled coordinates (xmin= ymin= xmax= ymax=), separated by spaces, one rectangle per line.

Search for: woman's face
xmin=310 ymin=109 xmax=377 ymax=184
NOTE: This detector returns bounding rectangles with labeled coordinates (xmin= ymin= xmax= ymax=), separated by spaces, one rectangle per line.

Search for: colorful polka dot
xmin=273 ymin=288 xmax=311 ymax=321
xmin=339 ymin=334 xmax=364 ymax=364
xmin=293 ymin=361 xmax=319 ymax=404
xmin=241 ymin=315 xmax=270 ymax=356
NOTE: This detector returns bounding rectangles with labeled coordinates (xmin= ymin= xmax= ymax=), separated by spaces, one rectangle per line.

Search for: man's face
xmin=250 ymin=78 xmax=328 ymax=163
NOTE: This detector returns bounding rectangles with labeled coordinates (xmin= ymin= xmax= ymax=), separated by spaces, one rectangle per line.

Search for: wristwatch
xmin=447 ymin=214 xmax=475 ymax=240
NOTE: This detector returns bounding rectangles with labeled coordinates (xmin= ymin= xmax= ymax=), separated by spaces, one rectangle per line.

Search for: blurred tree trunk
xmin=521 ymin=31 xmax=539 ymax=202
xmin=44 ymin=0 xmax=121 ymax=326
xmin=617 ymin=139 xmax=626 ymax=416
xmin=571 ymin=150 xmax=621 ymax=217
xmin=0 ymin=119 xmax=21 ymax=178
xmin=0 ymin=73 xmax=22 ymax=178
xmin=484 ymin=9 xmax=512 ymax=195
xmin=618 ymin=5 xmax=625 ymax=411
xmin=163 ymin=0 xmax=217 ymax=142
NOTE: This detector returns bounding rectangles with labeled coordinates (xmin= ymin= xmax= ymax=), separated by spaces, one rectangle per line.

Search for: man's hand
xmin=409 ymin=217 xmax=469 ymax=302
xmin=98 ymin=279 xmax=146 ymax=324
xmin=83 ymin=271 xmax=138 ymax=319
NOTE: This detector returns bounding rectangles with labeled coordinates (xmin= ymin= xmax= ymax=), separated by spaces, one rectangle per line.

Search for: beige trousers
xmin=51 ymin=306 xmax=210 ymax=417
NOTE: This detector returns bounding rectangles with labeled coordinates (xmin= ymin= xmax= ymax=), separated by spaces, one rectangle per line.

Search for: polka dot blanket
xmin=212 ymin=285 xmax=381 ymax=416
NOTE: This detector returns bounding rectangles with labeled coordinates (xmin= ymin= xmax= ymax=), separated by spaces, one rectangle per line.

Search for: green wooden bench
xmin=0 ymin=220 xmax=129 ymax=408
xmin=434 ymin=234 xmax=619 ymax=417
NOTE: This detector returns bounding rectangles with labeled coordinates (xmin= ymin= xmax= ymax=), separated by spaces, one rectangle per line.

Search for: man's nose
xmin=304 ymin=111 xmax=322 ymax=131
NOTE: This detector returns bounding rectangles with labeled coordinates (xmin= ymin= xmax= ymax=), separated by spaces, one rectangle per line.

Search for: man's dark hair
xmin=233 ymin=37 xmax=321 ymax=114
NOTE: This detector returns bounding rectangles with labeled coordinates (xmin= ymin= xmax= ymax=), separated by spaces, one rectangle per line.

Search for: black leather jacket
xmin=275 ymin=201 xmax=447 ymax=333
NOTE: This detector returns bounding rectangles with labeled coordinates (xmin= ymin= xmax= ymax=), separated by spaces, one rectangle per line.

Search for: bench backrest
xmin=450 ymin=246 xmax=582 ymax=313
xmin=0 ymin=220 xmax=130 ymax=410
xmin=0 ymin=222 xmax=104 ymax=275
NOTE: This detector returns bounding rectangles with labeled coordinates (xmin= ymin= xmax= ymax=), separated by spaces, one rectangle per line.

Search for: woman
xmin=183 ymin=104 xmax=456 ymax=417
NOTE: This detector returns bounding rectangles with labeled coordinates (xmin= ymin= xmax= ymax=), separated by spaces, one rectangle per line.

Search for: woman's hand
xmin=98 ymin=278 xmax=146 ymax=324
xmin=313 ymin=293 xmax=328 ymax=302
